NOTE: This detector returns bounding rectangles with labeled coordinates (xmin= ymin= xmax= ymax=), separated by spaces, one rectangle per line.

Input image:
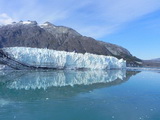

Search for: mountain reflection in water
xmin=0 ymin=70 xmax=139 ymax=101
xmin=7 ymin=70 xmax=126 ymax=89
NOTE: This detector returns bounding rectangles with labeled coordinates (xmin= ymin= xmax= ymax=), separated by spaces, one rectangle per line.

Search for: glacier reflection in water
xmin=5 ymin=70 xmax=126 ymax=90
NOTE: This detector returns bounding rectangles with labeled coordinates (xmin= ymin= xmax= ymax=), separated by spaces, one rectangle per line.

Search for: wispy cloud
xmin=0 ymin=0 xmax=160 ymax=38
xmin=60 ymin=0 xmax=160 ymax=38
xmin=0 ymin=13 xmax=14 ymax=25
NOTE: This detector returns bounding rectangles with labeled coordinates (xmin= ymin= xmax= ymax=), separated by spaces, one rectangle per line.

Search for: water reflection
xmin=0 ymin=70 xmax=139 ymax=101
xmin=0 ymin=70 xmax=128 ymax=90
xmin=1 ymin=70 xmax=160 ymax=120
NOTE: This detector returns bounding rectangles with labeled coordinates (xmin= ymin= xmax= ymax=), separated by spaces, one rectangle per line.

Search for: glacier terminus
xmin=0 ymin=47 xmax=126 ymax=70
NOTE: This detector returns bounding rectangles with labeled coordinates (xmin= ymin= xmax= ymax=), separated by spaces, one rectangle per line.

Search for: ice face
xmin=2 ymin=47 xmax=126 ymax=70
xmin=0 ymin=64 xmax=12 ymax=70
xmin=0 ymin=65 xmax=6 ymax=70
xmin=5 ymin=70 xmax=126 ymax=90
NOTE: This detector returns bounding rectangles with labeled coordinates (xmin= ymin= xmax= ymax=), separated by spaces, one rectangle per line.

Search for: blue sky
xmin=0 ymin=0 xmax=160 ymax=59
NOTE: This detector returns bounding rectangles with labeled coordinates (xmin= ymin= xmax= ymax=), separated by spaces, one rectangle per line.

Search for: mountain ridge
xmin=150 ymin=58 xmax=160 ymax=61
xmin=142 ymin=58 xmax=160 ymax=67
xmin=0 ymin=21 xmax=141 ymax=66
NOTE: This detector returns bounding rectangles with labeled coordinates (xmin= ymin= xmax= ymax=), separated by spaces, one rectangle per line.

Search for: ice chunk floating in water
xmin=0 ymin=99 xmax=11 ymax=107
xmin=6 ymin=70 xmax=126 ymax=90
xmin=2 ymin=47 xmax=126 ymax=70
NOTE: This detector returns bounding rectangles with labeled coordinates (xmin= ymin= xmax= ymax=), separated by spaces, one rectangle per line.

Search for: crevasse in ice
xmin=3 ymin=47 xmax=126 ymax=69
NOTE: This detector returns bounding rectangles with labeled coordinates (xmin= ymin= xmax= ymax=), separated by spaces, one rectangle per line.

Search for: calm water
xmin=0 ymin=69 xmax=160 ymax=120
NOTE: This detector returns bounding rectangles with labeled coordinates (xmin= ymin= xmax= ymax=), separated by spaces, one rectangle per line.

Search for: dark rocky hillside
xmin=0 ymin=21 xmax=142 ymax=66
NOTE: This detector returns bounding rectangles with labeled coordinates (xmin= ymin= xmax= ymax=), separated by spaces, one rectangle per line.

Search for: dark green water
xmin=0 ymin=70 xmax=160 ymax=120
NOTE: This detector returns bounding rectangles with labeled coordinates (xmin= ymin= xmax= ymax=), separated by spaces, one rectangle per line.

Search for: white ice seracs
xmin=3 ymin=47 xmax=126 ymax=70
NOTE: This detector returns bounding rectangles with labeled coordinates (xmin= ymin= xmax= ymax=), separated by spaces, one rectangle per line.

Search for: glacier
xmin=2 ymin=47 xmax=126 ymax=70
xmin=0 ymin=64 xmax=12 ymax=70
xmin=4 ymin=70 xmax=126 ymax=90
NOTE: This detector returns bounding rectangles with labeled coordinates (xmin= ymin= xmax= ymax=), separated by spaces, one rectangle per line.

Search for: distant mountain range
xmin=142 ymin=58 xmax=160 ymax=67
xmin=151 ymin=58 xmax=160 ymax=61
xmin=0 ymin=21 xmax=141 ymax=66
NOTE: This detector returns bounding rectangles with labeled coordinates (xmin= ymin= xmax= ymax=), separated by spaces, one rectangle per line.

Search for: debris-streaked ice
xmin=3 ymin=47 xmax=126 ymax=70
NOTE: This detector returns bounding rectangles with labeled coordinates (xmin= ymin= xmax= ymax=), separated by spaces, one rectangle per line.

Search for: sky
xmin=0 ymin=0 xmax=160 ymax=60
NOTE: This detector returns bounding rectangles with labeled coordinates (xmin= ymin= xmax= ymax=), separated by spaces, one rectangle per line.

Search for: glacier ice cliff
xmin=2 ymin=47 xmax=126 ymax=70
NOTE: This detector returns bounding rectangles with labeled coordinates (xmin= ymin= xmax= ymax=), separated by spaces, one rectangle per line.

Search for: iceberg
xmin=5 ymin=70 xmax=126 ymax=90
xmin=0 ymin=99 xmax=11 ymax=107
xmin=2 ymin=47 xmax=126 ymax=70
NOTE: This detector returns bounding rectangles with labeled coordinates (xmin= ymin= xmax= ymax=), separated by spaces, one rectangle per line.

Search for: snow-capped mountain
xmin=0 ymin=21 xmax=141 ymax=69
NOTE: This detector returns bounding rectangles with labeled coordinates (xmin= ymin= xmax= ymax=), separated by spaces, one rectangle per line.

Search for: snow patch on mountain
xmin=22 ymin=21 xmax=32 ymax=24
